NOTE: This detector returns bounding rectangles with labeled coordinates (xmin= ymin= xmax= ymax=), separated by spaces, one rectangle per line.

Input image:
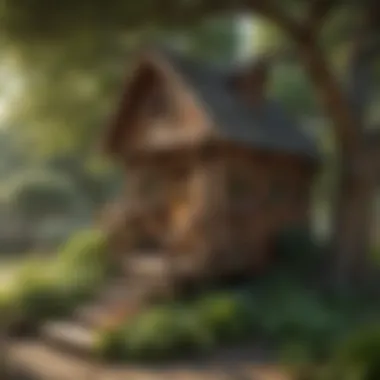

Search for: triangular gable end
xmin=104 ymin=51 xmax=213 ymax=159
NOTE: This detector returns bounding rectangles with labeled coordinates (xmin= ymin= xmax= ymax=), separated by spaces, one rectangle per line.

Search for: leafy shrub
xmin=58 ymin=228 xmax=112 ymax=287
xmin=59 ymin=228 xmax=107 ymax=266
xmin=96 ymin=306 xmax=214 ymax=362
xmin=11 ymin=260 xmax=76 ymax=325
xmin=125 ymin=307 xmax=208 ymax=361
xmin=329 ymin=324 xmax=380 ymax=380
xmin=259 ymin=285 xmax=336 ymax=344
xmin=95 ymin=283 xmax=344 ymax=363
xmin=194 ymin=292 xmax=256 ymax=343
xmin=5 ymin=229 xmax=113 ymax=333
xmin=96 ymin=324 xmax=130 ymax=361
xmin=7 ymin=171 xmax=78 ymax=221
xmin=0 ymin=280 xmax=19 ymax=323
xmin=94 ymin=261 xmax=379 ymax=364
xmin=274 ymin=225 xmax=321 ymax=274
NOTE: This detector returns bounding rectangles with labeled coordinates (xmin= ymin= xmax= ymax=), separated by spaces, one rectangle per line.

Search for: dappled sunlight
xmin=0 ymin=2 xmax=379 ymax=380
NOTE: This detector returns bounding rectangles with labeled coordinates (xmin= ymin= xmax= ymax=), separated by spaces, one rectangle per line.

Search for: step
xmin=74 ymin=300 xmax=143 ymax=329
xmin=74 ymin=284 xmax=153 ymax=328
xmin=125 ymin=254 xmax=201 ymax=280
xmin=97 ymin=284 xmax=132 ymax=305
xmin=74 ymin=304 xmax=111 ymax=328
xmin=125 ymin=255 xmax=171 ymax=277
xmin=40 ymin=320 xmax=95 ymax=358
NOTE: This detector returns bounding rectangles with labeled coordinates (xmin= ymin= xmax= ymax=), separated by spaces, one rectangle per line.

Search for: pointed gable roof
xmin=106 ymin=45 xmax=320 ymax=161
xmin=157 ymin=47 xmax=320 ymax=160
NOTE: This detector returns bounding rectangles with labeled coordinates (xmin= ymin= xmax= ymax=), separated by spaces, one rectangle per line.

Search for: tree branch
xmin=243 ymin=0 xmax=365 ymax=156
xmin=297 ymin=39 xmax=361 ymax=155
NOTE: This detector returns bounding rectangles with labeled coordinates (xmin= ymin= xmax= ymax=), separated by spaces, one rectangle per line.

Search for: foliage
xmin=286 ymin=325 xmax=380 ymax=380
xmin=4 ymin=228 xmax=112 ymax=332
xmin=274 ymin=225 xmax=323 ymax=276
xmin=59 ymin=228 xmax=109 ymax=271
xmin=96 ymin=305 xmax=214 ymax=362
xmin=7 ymin=171 xmax=79 ymax=220
xmin=0 ymin=279 xmax=19 ymax=324
xmin=54 ymin=228 xmax=113 ymax=301
xmin=269 ymin=62 xmax=318 ymax=116
xmin=96 ymin=276 xmax=371 ymax=363
xmin=193 ymin=292 xmax=256 ymax=343
xmin=329 ymin=325 xmax=380 ymax=380
xmin=11 ymin=260 xmax=75 ymax=324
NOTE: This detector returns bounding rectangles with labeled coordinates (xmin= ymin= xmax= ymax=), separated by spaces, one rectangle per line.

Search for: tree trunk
xmin=330 ymin=154 xmax=376 ymax=289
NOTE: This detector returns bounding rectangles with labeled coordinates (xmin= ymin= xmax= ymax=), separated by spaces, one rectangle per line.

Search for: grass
xmin=1 ymin=228 xmax=112 ymax=333
xmin=0 ymin=256 xmax=25 ymax=287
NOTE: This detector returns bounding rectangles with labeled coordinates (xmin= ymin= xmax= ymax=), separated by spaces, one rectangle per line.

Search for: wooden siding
xmin=107 ymin=143 xmax=315 ymax=281
xmin=110 ymin=54 xmax=212 ymax=157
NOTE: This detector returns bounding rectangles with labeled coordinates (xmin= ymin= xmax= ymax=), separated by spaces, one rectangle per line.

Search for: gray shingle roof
xmin=156 ymin=47 xmax=320 ymax=161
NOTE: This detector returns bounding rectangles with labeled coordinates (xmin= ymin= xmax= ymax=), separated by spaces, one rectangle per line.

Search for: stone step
xmin=40 ymin=320 xmax=95 ymax=358
xmin=96 ymin=284 xmax=132 ymax=305
xmin=74 ymin=292 xmax=146 ymax=329
xmin=74 ymin=304 xmax=112 ymax=329
xmin=125 ymin=255 xmax=171 ymax=277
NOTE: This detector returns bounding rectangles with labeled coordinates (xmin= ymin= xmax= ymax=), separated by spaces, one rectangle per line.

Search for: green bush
xmin=96 ymin=325 xmax=129 ymax=361
xmin=329 ymin=325 xmax=380 ymax=380
xmin=260 ymin=285 xmax=335 ymax=343
xmin=58 ymin=228 xmax=112 ymax=288
xmin=95 ymin=284 xmax=342 ymax=363
xmin=94 ymin=259 xmax=379 ymax=364
xmin=96 ymin=306 xmax=214 ymax=362
xmin=4 ymin=229 xmax=112 ymax=332
xmin=7 ymin=171 xmax=79 ymax=223
xmin=274 ymin=225 xmax=321 ymax=273
xmin=11 ymin=260 xmax=77 ymax=325
xmin=194 ymin=292 xmax=256 ymax=343
xmin=0 ymin=281 xmax=19 ymax=323
xmin=59 ymin=228 xmax=108 ymax=267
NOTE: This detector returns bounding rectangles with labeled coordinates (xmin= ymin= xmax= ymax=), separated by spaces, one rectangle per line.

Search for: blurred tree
xmin=0 ymin=0 xmax=379 ymax=288
xmin=6 ymin=171 xmax=81 ymax=246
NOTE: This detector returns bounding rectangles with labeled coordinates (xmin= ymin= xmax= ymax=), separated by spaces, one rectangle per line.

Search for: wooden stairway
xmin=39 ymin=254 xmax=179 ymax=358
xmin=8 ymin=254 xmax=290 ymax=380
